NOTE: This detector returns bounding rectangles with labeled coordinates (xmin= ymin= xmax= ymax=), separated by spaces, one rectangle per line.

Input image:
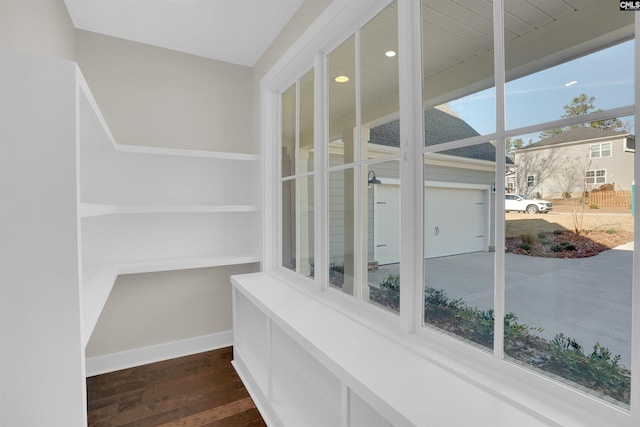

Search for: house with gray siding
xmin=512 ymin=127 xmax=635 ymax=199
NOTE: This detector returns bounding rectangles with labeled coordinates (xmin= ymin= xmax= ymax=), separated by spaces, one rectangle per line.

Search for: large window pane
xmin=366 ymin=160 xmax=400 ymax=313
xmin=282 ymin=179 xmax=296 ymax=271
xmin=422 ymin=0 xmax=495 ymax=140
xmin=281 ymin=83 xmax=296 ymax=177
xmin=423 ymin=142 xmax=496 ymax=351
xmin=299 ymin=69 xmax=314 ymax=174
xmin=361 ymin=1 xmax=400 ymax=160
xmin=505 ymin=2 xmax=633 ymax=130
xmin=505 ymin=118 xmax=634 ymax=407
xmin=328 ymin=168 xmax=356 ymax=295
xmin=328 ymin=36 xmax=356 ymax=166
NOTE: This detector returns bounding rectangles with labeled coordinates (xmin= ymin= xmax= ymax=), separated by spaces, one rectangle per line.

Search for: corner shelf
xmin=82 ymin=254 xmax=260 ymax=347
xmin=77 ymin=70 xmax=261 ymax=349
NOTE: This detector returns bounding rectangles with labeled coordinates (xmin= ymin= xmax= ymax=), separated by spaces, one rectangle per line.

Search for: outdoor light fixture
xmin=368 ymin=170 xmax=381 ymax=185
xmin=385 ymin=50 xmax=396 ymax=57
xmin=334 ymin=75 xmax=349 ymax=83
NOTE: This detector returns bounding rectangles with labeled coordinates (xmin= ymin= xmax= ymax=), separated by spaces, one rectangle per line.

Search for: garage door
xmin=424 ymin=186 xmax=488 ymax=259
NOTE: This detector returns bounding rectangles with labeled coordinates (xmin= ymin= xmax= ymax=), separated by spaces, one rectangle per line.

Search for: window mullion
xmin=354 ymin=29 xmax=363 ymax=302
xmin=398 ymin=0 xmax=423 ymax=334
xmin=631 ymin=12 xmax=640 ymax=414
xmin=316 ymin=52 xmax=328 ymax=291
xmin=295 ymin=79 xmax=302 ymax=275
xmin=493 ymin=0 xmax=507 ymax=361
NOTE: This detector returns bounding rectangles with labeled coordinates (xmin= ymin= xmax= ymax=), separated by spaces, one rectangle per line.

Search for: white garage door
xmin=374 ymin=185 xmax=400 ymax=265
xmin=424 ymin=186 xmax=488 ymax=259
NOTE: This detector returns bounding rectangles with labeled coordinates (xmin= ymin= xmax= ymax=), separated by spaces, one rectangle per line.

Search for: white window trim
xmin=590 ymin=141 xmax=613 ymax=158
xmin=527 ymin=174 xmax=536 ymax=187
xmin=259 ymin=0 xmax=640 ymax=425
xmin=586 ymin=168 xmax=607 ymax=184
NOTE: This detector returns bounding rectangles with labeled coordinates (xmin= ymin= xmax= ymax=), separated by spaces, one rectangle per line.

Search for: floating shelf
xmin=82 ymin=254 xmax=260 ymax=347
xmin=79 ymin=203 xmax=259 ymax=218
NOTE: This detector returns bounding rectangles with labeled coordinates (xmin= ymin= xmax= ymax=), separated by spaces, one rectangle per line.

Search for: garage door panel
xmin=425 ymin=186 xmax=488 ymax=259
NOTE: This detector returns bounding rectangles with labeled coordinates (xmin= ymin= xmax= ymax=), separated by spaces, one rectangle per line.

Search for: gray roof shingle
xmin=520 ymin=127 xmax=629 ymax=150
xmin=369 ymin=107 xmax=505 ymax=162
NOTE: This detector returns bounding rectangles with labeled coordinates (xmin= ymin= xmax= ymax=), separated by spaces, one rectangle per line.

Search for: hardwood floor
xmin=87 ymin=347 xmax=266 ymax=427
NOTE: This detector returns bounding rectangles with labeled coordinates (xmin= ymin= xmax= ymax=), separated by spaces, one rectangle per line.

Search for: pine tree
xmin=538 ymin=94 xmax=625 ymax=139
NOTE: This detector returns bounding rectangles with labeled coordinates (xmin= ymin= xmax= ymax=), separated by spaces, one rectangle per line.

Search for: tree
xmin=538 ymin=94 xmax=626 ymax=139
xmin=506 ymin=137 xmax=531 ymax=162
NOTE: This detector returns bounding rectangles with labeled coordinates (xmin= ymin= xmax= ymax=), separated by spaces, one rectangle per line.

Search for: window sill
xmin=232 ymin=271 xmax=634 ymax=426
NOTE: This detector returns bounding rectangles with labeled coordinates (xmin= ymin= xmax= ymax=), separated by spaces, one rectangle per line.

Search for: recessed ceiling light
xmin=334 ymin=75 xmax=349 ymax=83
xmin=385 ymin=50 xmax=397 ymax=58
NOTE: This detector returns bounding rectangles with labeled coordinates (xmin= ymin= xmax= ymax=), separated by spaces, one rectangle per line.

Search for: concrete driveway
xmin=369 ymin=245 xmax=633 ymax=367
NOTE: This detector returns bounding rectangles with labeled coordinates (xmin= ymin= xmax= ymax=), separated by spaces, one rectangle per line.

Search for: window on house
xmin=281 ymin=69 xmax=315 ymax=277
xmin=586 ymin=169 xmax=606 ymax=184
xmin=327 ymin=2 xmax=401 ymax=311
xmin=590 ymin=142 xmax=612 ymax=158
xmin=275 ymin=0 xmax=635 ymax=412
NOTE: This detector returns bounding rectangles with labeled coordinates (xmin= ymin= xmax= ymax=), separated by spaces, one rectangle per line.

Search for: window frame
xmin=261 ymin=0 xmax=640 ymax=423
xmin=586 ymin=169 xmax=607 ymax=184
xmin=526 ymin=174 xmax=536 ymax=188
xmin=590 ymin=141 xmax=613 ymax=158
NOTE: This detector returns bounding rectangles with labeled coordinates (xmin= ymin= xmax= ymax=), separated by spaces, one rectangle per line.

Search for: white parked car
xmin=505 ymin=194 xmax=553 ymax=214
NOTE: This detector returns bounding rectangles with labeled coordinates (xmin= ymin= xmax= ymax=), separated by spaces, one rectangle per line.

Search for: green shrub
xmin=379 ymin=274 xmax=400 ymax=292
xmin=605 ymin=229 xmax=617 ymax=235
xmin=368 ymin=274 xmax=400 ymax=312
xmin=423 ymin=288 xmax=631 ymax=404
xmin=550 ymin=244 xmax=562 ymax=252
xmin=519 ymin=243 xmax=532 ymax=251
xmin=547 ymin=334 xmax=630 ymax=400
xmin=537 ymin=231 xmax=547 ymax=239
xmin=552 ymin=230 xmax=564 ymax=235
xmin=589 ymin=204 xmax=599 ymax=209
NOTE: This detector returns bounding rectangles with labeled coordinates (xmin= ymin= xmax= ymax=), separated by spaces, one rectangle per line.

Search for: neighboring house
xmin=328 ymin=106 xmax=503 ymax=266
xmin=512 ymin=127 xmax=635 ymax=199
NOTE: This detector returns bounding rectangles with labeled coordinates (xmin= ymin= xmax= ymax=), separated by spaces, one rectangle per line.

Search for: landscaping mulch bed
xmin=505 ymin=230 xmax=633 ymax=258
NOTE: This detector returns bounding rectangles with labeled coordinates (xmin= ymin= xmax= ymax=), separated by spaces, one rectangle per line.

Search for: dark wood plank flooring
xmin=87 ymin=347 xmax=266 ymax=427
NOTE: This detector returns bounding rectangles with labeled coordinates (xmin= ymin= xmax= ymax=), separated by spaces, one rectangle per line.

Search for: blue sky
xmin=448 ymin=40 xmax=635 ymax=142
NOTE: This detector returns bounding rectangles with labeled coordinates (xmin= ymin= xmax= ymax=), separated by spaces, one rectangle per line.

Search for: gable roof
xmin=369 ymin=107 xmax=510 ymax=163
xmin=519 ymin=127 xmax=630 ymax=151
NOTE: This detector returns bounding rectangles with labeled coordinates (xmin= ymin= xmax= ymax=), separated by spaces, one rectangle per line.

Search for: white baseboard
xmin=85 ymin=330 xmax=233 ymax=377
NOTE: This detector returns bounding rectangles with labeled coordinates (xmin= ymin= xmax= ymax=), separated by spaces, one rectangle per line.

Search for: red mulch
xmin=505 ymin=230 xmax=633 ymax=258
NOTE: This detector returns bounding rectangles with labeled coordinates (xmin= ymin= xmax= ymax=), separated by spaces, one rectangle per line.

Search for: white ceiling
xmin=64 ymin=0 xmax=305 ymax=67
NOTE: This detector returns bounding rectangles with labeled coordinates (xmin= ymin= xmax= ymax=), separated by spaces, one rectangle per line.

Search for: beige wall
xmin=0 ymin=0 xmax=76 ymax=60
xmin=76 ymin=30 xmax=254 ymax=153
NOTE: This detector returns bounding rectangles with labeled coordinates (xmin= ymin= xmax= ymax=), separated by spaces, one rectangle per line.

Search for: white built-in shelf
xmin=82 ymin=254 xmax=260 ymax=347
xmin=115 ymin=143 xmax=259 ymax=161
xmin=79 ymin=203 xmax=258 ymax=218
xmin=77 ymin=69 xmax=261 ymax=349
xmin=232 ymin=273 xmax=555 ymax=427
